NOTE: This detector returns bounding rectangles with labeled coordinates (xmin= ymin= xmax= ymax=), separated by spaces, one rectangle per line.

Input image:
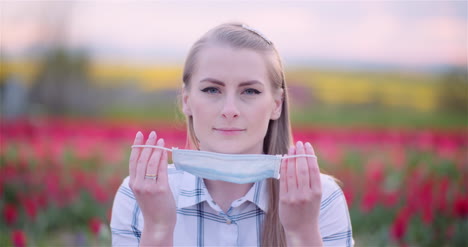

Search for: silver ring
xmin=144 ymin=175 xmax=157 ymax=180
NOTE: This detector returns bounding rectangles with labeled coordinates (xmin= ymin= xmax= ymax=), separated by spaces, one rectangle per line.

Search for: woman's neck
xmin=204 ymin=179 xmax=254 ymax=212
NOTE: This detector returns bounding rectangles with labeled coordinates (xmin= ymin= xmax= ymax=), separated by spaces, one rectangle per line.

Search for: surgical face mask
xmin=132 ymin=145 xmax=317 ymax=184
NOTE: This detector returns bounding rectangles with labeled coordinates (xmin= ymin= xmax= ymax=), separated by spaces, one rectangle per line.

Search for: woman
xmin=111 ymin=22 xmax=353 ymax=246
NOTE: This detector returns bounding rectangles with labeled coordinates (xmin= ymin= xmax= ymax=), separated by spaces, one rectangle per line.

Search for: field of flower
xmin=1 ymin=61 xmax=446 ymax=112
xmin=1 ymin=117 xmax=466 ymax=246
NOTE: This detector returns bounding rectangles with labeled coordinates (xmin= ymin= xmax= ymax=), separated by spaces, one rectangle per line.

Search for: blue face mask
xmin=132 ymin=145 xmax=317 ymax=184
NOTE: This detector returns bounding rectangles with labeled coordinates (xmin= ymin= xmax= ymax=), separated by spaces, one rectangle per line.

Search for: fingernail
xmin=157 ymin=138 xmax=164 ymax=146
xmin=149 ymin=131 xmax=156 ymax=139
xmin=305 ymin=142 xmax=312 ymax=148
xmin=297 ymin=141 xmax=303 ymax=148
xmin=136 ymin=131 xmax=142 ymax=138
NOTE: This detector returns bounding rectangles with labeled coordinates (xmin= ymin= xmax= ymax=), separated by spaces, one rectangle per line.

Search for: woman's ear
xmin=182 ymin=90 xmax=192 ymax=116
xmin=270 ymin=88 xmax=284 ymax=120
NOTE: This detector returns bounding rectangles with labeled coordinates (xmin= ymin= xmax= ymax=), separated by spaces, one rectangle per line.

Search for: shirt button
xmin=226 ymin=219 xmax=232 ymax=225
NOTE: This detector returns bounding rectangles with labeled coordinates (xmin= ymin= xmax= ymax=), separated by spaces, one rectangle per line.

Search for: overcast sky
xmin=2 ymin=0 xmax=467 ymax=69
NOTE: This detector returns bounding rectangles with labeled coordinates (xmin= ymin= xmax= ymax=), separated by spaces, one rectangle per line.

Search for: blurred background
xmin=1 ymin=1 xmax=467 ymax=246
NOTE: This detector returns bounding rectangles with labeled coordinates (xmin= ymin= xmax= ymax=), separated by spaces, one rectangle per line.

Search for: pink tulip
xmin=11 ymin=230 xmax=27 ymax=247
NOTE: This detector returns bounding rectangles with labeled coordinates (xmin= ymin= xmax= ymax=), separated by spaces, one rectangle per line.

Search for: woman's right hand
xmin=128 ymin=131 xmax=176 ymax=244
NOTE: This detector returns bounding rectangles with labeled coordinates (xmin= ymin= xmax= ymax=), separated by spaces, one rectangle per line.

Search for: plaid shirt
xmin=111 ymin=165 xmax=354 ymax=246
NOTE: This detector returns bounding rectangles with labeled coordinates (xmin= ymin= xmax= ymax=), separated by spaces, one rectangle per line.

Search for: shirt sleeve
xmin=319 ymin=174 xmax=354 ymax=247
xmin=110 ymin=176 xmax=141 ymax=247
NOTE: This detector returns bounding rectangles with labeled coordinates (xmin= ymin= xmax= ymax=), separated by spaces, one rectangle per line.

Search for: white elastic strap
xmin=282 ymin=154 xmax=317 ymax=159
xmin=131 ymin=145 xmax=173 ymax=152
xmin=130 ymin=145 xmax=317 ymax=159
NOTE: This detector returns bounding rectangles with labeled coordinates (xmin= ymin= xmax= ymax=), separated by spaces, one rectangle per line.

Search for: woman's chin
xmin=199 ymin=143 xmax=261 ymax=155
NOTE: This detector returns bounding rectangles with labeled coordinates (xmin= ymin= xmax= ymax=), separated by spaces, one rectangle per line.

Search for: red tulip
xmin=391 ymin=207 xmax=410 ymax=241
xmin=11 ymin=230 xmax=27 ymax=247
xmin=88 ymin=217 xmax=101 ymax=236
xmin=22 ymin=198 xmax=38 ymax=221
xmin=453 ymin=194 xmax=468 ymax=218
xmin=92 ymin=184 xmax=109 ymax=204
xmin=420 ymin=181 xmax=434 ymax=225
xmin=3 ymin=203 xmax=18 ymax=225
xmin=361 ymin=188 xmax=379 ymax=213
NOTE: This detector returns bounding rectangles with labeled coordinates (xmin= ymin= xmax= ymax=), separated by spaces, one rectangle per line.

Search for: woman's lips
xmin=213 ymin=128 xmax=246 ymax=135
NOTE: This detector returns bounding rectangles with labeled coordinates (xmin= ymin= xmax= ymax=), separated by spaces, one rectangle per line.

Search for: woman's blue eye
xmin=201 ymin=87 xmax=220 ymax=94
xmin=243 ymin=88 xmax=261 ymax=95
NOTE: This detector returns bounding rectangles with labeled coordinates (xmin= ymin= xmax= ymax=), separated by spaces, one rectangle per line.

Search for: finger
xmin=286 ymin=145 xmax=297 ymax=190
xmin=296 ymin=141 xmax=310 ymax=190
xmin=280 ymin=153 xmax=288 ymax=194
xmin=129 ymin=131 xmax=144 ymax=183
xmin=136 ymin=131 xmax=157 ymax=182
xmin=145 ymin=138 xmax=164 ymax=183
xmin=157 ymin=141 xmax=169 ymax=186
xmin=305 ymin=142 xmax=320 ymax=189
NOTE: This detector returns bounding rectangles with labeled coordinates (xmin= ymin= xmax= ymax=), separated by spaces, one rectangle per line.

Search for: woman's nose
xmin=221 ymin=96 xmax=240 ymax=119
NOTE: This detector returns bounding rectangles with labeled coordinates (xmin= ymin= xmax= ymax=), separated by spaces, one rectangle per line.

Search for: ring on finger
xmin=144 ymin=174 xmax=158 ymax=180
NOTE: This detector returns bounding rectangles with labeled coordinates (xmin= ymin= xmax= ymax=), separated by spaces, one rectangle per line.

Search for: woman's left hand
xmin=279 ymin=141 xmax=323 ymax=246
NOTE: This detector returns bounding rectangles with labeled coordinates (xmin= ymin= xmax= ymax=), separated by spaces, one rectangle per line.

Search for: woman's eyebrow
xmin=200 ymin=78 xmax=264 ymax=87
xmin=239 ymin=80 xmax=264 ymax=87
xmin=200 ymin=78 xmax=225 ymax=86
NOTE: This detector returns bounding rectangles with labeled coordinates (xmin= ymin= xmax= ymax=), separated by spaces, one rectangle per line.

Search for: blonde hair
xmin=182 ymin=22 xmax=291 ymax=246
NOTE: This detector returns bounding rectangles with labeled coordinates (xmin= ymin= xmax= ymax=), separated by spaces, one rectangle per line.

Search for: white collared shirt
xmin=111 ymin=165 xmax=354 ymax=246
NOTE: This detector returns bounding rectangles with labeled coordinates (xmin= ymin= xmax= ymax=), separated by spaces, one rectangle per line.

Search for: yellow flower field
xmin=1 ymin=61 xmax=441 ymax=112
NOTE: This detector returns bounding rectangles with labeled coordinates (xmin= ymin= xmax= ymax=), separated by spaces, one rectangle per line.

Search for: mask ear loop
xmin=131 ymin=145 xmax=174 ymax=152
xmin=281 ymin=154 xmax=317 ymax=159
xmin=131 ymin=146 xmax=316 ymax=159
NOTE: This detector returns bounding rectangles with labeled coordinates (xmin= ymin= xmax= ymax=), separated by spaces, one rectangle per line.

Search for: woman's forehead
xmin=193 ymin=45 xmax=270 ymax=83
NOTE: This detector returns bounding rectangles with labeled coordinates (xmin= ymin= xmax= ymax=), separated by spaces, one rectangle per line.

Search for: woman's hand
xmin=279 ymin=141 xmax=323 ymax=246
xmin=128 ymin=131 xmax=176 ymax=245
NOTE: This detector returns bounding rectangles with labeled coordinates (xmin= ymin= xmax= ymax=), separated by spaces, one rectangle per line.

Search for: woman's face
xmin=183 ymin=44 xmax=283 ymax=154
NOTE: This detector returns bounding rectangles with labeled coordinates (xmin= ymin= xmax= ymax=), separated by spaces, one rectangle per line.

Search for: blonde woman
xmin=111 ymin=22 xmax=353 ymax=246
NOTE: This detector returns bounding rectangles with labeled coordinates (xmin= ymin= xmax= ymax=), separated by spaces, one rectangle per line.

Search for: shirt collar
xmin=176 ymin=172 xmax=269 ymax=212
xmin=177 ymin=172 xmax=209 ymax=209
xmin=242 ymin=179 xmax=268 ymax=212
